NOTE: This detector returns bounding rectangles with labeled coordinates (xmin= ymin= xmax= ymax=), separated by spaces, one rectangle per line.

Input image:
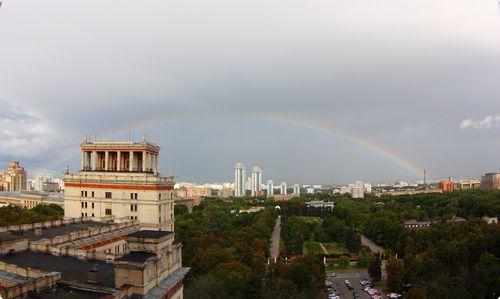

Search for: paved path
xmin=319 ymin=242 xmax=328 ymax=255
xmin=360 ymin=235 xmax=385 ymax=254
xmin=269 ymin=215 xmax=281 ymax=263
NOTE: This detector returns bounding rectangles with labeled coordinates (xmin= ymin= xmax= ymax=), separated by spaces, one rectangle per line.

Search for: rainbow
xmin=40 ymin=112 xmax=425 ymax=178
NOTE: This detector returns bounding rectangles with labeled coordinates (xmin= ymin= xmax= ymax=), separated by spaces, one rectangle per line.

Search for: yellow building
xmin=0 ymin=162 xmax=27 ymax=192
xmin=64 ymin=136 xmax=175 ymax=231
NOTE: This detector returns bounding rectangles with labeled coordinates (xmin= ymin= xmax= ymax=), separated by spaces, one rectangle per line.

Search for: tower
xmin=293 ymin=184 xmax=300 ymax=195
xmin=234 ymin=163 xmax=246 ymax=197
xmin=267 ymin=180 xmax=274 ymax=197
xmin=64 ymin=136 xmax=175 ymax=231
xmin=250 ymin=166 xmax=263 ymax=197
xmin=280 ymin=182 xmax=287 ymax=195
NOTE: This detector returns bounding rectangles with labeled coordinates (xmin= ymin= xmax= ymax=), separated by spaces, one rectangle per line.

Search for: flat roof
xmin=115 ymin=251 xmax=156 ymax=264
xmin=125 ymin=230 xmax=173 ymax=239
xmin=0 ymin=251 xmax=115 ymax=287
xmin=0 ymin=232 xmax=27 ymax=242
xmin=22 ymin=222 xmax=109 ymax=241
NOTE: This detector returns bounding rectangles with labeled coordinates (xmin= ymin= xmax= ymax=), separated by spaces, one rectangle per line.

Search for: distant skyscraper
xmin=267 ymin=180 xmax=274 ymax=197
xmin=293 ymin=184 xmax=300 ymax=195
xmin=280 ymin=182 xmax=287 ymax=195
xmin=234 ymin=163 xmax=246 ymax=197
xmin=250 ymin=166 xmax=263 ymax=197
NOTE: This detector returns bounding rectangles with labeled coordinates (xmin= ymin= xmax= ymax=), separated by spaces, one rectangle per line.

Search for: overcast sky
xmin=1 ymin=0 xmax=500 ymax=184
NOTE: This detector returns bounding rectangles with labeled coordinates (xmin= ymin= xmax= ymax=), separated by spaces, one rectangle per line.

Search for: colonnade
xmin=80 ymin=150 xmax=158 ymax=173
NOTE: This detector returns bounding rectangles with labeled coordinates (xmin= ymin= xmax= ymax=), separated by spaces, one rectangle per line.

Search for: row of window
xmin=81 ymin=202 xmax=95 ymax=209
xmin=81 ymin=191 xmax=173 ymax=200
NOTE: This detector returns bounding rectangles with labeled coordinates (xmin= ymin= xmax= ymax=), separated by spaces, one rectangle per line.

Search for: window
xmin=131 ymin=204 xmax=134 ymax=211
xmin=105 ymin=192 xmax=112 ymax=199
xmin=84 ymin=191 xmax=88 ymax=197
xmin=81 ymin=202 xmax=84 ymax=208
xmin=91 ymin=213 xmax=94 ymax=217
xmin=84 ymin=202 xmax=88 ymax=208
xmin=91 ymin=191 xmax=94 ymax=198
xmin=105 ymin=209 xmax=112 ymax=215
xmin=81 ymin=213 xmax=84 ymax=217
xmin=91 ymin=202 xmax=94 ymax=209
xmin=159 ymin=217 xmax=161 ymax=222
xmin=158 ymin=193 xmax=161 ymax=200
xmin=159 ymin=205 xmax=161 ymax=212
xmin=130 ymin=193 xmax=138 ymax=200
xmin=81 ymin=191 xmax=84 ymax=197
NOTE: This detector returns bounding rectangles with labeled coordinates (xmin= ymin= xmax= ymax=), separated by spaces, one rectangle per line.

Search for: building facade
xmin=280 ymin=182 xmax=287 ymax=195
xmin=64 ymin=136 xmax=175 ymax=231
xmin=250 ymin=166 xmax=263 ymax=197
xmin=234 ymin=163 xmax=246 ymax=197
xmin=266 ymin=180 xmax=274 ymax=197
xmin=0 ymin=162 xmax=27 ymax=192
xmin=293 ymin=184 xmax=300 ymax=195
xmin=480 ymin=173 xmax=500 ymax=190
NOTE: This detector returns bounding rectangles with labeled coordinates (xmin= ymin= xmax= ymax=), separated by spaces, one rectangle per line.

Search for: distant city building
xmin=404 ymin=220 xmax=431 ymax=229
xmin=250 ymin=166 xmax=263 ymax=197
xmin=349 ymin=181 xmax=365 ymax=198
xmin=267 ymin=180 xmax=274 ymax=197
xmin=363 ymin=183 xmax=372 ymax=193
xmin=0 ymin=162 xmax=27 ymax=192
xmin=306 ymin=187 xmax=314 ymax=194
xmin=293 ymin=184 xmax=300 ymax=195
xmin=174 ymin=185 xmax=211 ymax=205
xmin=306 ymin=200 xmax=335 ymax=209
xmin=234 ymin=163 xmax=246 ymax=197
xmin=438 ymin=180 xmax=455 ymax=192
xmin=0 ymin=191 xmax=64 ymax=209
xmin=280 ymin=182 xmax=287 ymax=195
xmin=480 ymin=173 xmax=500 ymax=190
xmin=458 ymin=179 xmax=480 ymax=190
xmin=339 ymin=186 xmax=349 ymax=194
xmin=217 ymin=187 xmax=234 ymax=198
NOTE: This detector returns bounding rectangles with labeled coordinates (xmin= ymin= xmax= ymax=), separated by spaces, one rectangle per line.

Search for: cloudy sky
xmin=0 ymin=0 xmax=499 ymax=184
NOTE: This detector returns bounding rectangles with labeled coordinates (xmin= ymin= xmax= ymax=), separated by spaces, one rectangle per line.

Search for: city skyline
xmin=1 ymin=1 xmax=500 ymax=184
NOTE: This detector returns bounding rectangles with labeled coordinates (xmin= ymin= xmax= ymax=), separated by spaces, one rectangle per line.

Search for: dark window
xmin=105 ymin=209 xmax=112 ymax=215
xmin=81 ymin=191 xmax=84 ymax=197
xmin=91 ymin=213 xmax=94 ymax=217
xmin=91 ymin=191 xmax=94 ymax=198
xmin=105 ymin=192 xmax=112 ymax=198
xmin=81 ymin=202 xmax=84 ymax=208
xmin=84 ymin=191 xmax=88 ymax=197
xmin=84 ymin=202 xmax=87 ymax=208
xmin=91 ymin=202 xmax=94 ymax=209
xmin=130 ymin=204 xmax=134 ymax=211
xmin=81 ymin=213 xmax=84 ymax=217
xmin=159 ymin=193 xmax=161 ymax=200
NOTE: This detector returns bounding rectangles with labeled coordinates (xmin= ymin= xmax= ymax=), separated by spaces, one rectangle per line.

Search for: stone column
xmin=129 ymin=151 xmax=134 ymax=171
xmin=92 ymin=151 xmax=97 ymax=170
xmin=81 ymin=151 xmax=85 ymax=170
xmin=153 ymin=154 xmax=158 ymax=174
xmin=104 ymin=151 xmax=109 ymax=171
xmin=142 ymin=151 xmax=147 ymax=172
xmin=117 ymin=151 xmax=121 ymax=171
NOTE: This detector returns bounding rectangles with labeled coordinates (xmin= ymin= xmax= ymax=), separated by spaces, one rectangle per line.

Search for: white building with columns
xmin=250 ymin=166 xmax=263 ymax=197
xmin=234 ymin=163 xmax=246 ymax=197
xmin=64 ymin=135 xmax=175 ymax=231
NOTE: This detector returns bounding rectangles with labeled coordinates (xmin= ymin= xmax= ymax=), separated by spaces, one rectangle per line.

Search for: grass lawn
xmin=322 ymin=242 xmax=351 ymax=255
xmin=296 ymin=216 xmax=323 ymax=224
xmin=303 ymin=241 xmax=323 ymax=254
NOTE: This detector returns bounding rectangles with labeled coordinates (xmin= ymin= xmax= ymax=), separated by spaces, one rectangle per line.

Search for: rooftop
xmin=125 ymin=230 xmax=173 ymax=239
xmin=115 ymin=251 xmax=156 ymax=264
xmin=0 ymin=232 xmax=27 ymax=242
xmin=0 ymin=251 xmax=115 ymax=287
xmin=21 ymin=222 xmax=109 ymax=241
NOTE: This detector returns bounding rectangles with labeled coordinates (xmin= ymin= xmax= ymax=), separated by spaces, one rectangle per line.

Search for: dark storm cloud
xmin=0 ymin=0 xmax=499 ymax=183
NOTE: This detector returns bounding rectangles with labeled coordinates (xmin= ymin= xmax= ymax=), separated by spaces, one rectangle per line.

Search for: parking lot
xmin=326 ymin=270 xmax=372 ymax=299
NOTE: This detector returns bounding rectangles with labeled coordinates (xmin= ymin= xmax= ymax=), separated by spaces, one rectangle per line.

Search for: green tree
xmin=368 ymin=255 xmax=382 ymax=282
xmin=338 ymin=256 xmax=349 ymax=269
xmin=386 ymin=257 xmax=403 ymax=292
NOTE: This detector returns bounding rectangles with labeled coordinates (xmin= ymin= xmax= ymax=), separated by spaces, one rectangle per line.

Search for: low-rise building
xmin=404 ymin=220 xmax=431 ymax=229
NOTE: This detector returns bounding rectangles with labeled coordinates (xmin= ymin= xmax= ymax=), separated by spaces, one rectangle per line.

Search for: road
xmin=360 ymin=235 xmax=385 ymax=254
xmin=269 ymin=215 xmax=281 ymax=263
xmin=327 ymin=270 xmax=371 ymax=299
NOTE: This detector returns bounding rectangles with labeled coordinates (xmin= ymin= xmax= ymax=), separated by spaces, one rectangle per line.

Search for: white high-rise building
xmin=280 ymin=182 xmax=287 ymax=195
xmin=306 ymin=187 xmax=315 ymax=194
xmin=234 ymin=163 xmax=246 ymax=197
xmin=250 ymin=166 xmax=263 ymax=197
xmin=267 ymin=180 xmax=274 ymax=197
xmin=293 ymin=184 xmax=300 ymax=195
